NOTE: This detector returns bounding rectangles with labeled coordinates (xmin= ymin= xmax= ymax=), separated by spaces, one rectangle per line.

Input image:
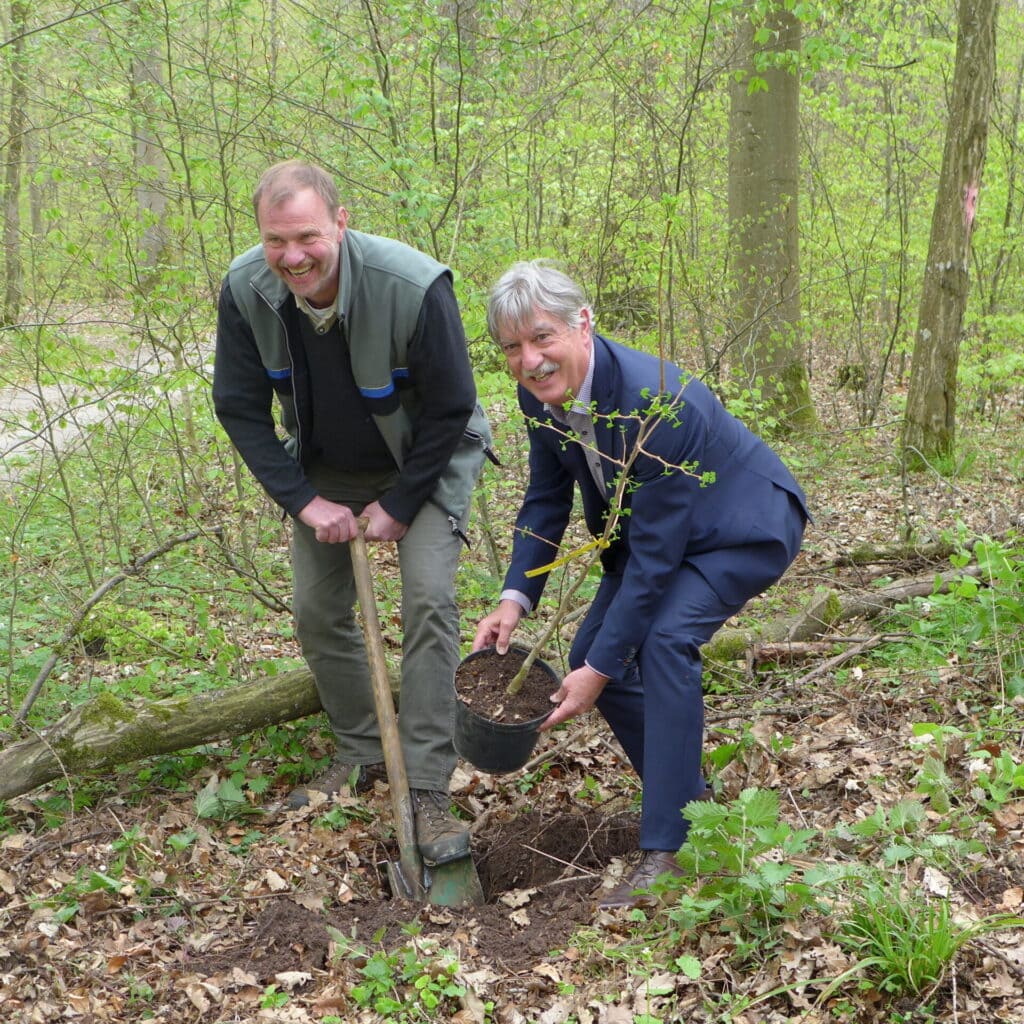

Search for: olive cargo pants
xmin=290 ymin=465 xmax=465 ymax=793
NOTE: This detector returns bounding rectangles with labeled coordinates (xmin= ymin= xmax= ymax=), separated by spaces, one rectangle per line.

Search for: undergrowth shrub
xmin=882 ymin=533 xmax=1024 ymax=700
xmin=834 ymin=875 xmax=1023 ymax=998
xmin=634 ymin=788 xmax=833 ymax=962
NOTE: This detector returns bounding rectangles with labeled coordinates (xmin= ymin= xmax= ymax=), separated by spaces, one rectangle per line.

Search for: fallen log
xmin=0 ymin=566 xmax=982 ymax=802
xmin=0 ymin=668 xmax=321 ymax=801
xmin=702 ymin=564 xmax=982 ymax=665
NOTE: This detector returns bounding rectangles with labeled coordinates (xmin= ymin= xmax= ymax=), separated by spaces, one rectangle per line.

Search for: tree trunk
xmin=0 ymin=668 xmax=321 ymax=801
xmin=727 ymin=2 xmax=816 ymax=435
xmin=130 ymin=0 xmax=171 ymax=283
xmin=2 ymin=0 xmax=29 ymax=325
xmin=902 ymin=0 xmax=998 ymax=468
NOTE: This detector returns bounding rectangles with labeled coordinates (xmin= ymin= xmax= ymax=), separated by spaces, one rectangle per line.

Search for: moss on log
xmin=0 ymin=667 xmax=321 ymax=801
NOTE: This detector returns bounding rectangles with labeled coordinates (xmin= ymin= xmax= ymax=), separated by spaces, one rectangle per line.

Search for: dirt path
xmin=0 ymin=336 xmax=212 ymax=489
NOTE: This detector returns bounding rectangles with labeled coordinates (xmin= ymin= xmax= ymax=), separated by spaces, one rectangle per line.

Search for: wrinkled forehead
xmin=496 ymin=305 xmax=567 ymax=341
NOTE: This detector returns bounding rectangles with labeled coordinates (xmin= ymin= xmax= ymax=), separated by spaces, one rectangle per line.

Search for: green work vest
xmin=226 ymin=229 xmax=493 ymax=533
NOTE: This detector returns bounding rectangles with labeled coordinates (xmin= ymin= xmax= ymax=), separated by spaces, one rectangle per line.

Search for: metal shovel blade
xmin=426 ymin=857 xmax=485 ymax=907
xmin=385 ymin=859 xmax=420 ymax=901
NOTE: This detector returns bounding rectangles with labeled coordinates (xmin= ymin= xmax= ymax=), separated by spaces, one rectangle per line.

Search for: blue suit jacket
xmin=505 ymin=334 xmax=809 ymax=677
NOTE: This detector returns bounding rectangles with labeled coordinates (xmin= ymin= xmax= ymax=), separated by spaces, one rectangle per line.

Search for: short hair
xmin=487 ymin=259 xmax=592 ymax=342
xmin=252 ymin=160 xmax=340 ymax=224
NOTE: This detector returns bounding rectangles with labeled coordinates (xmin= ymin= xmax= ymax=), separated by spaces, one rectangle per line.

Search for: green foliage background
xmin=1 ymin=0 xmax=1023 ymax=726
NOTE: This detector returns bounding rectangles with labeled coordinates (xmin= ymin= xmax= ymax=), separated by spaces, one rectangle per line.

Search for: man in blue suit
xmin=473 ymin=260 xmax=808 ymax=911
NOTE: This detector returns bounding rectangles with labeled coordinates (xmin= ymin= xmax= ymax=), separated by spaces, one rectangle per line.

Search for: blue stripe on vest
xmin=266 ymin=367 xmax=291 ymax=380
xmin=358 ymin=367 xmax=409 ymax=399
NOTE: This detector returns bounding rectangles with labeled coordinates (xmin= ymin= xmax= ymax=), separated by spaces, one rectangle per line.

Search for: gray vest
xmin=226 ymin=230 xmax=493 ymax=533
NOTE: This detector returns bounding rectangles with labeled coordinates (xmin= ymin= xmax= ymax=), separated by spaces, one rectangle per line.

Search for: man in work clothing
xmin=214 ymin=160 xmax=492 ymax=866
xmin=474 ymin=260 xmax=808 ymax=909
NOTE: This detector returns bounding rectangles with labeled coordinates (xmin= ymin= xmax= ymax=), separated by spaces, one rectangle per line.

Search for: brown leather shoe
xmin=597 ymin=850 xmax=684 ymax=911
xmin=285 ymin=760 xmax=386 ymax=810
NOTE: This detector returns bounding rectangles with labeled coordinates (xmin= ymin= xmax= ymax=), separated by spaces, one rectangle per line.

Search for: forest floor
xmin=1 ymin=369 xmax=1023 ymax=1024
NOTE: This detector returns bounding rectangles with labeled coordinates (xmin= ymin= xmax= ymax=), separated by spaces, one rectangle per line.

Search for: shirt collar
xmin=294 ymin=292 xmax=339 ymax=333
xmin=545 ymin=342 xmax=596 ymax=419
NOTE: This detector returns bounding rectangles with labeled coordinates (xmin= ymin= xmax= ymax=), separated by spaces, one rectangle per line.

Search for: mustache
xmin=526 ymin=360 xmax=560 ymax=380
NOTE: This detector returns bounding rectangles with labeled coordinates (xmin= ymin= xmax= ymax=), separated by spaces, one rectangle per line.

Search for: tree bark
xmin=2 ymin=0 xmax=29 ymax=325
xmin=0 ymin=668 xmax=321 ymax=801
xmin=727 ymin=2 xmax=816 ymax=434
xmin=130 ymin=0 xmax=171 ymax=283
xmin=902 ymin=0 xmax=998 ymax=467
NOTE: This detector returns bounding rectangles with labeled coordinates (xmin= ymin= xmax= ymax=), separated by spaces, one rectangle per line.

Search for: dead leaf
xmin=499 ymin=887 xmax=538 ymax=908
xmin=274 ymin=970 xmax=312 ymax=990
xmin=293 ymin=891 xmax=326 ymax=912
xmin=1000 ymin=886 xmax=1023 ymax=909
xmin=264 ymin=869 xmax=289 ymax=891
xmin=596 ymin=1005 xmax=634 ymax=1023
xmin=186 ymin=981 xmax=220 ymax=1012
xmin=923 ymin=866 xmax=951 ymax=896
xmin=229 ymin=967 xmax=259 ymax=989
xmin=538 ymin=999 xmax=574 ymax=1024
xmin=533 ymin=963 xmax=562 ymax=982
xmin=0 ymin=832 xmax=33 ymax=851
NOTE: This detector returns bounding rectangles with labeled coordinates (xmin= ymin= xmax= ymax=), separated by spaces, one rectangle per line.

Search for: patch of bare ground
xmin=1 ymin=370 xmax=1022 ymax=1022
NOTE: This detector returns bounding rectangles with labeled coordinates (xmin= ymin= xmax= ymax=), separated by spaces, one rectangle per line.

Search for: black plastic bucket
xmin=453 ymin=645 xmax=560 ymax=774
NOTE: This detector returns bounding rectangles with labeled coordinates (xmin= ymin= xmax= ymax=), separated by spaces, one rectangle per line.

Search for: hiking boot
xmin=410 ymin=789 xmax=471 ymax=866
xmin=596 ymin=850 xmax=684 ymax=911
xmin=285 ymin=760 xmax=385 ymax=810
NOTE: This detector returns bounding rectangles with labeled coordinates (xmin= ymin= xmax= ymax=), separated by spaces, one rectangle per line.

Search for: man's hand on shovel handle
xmin=359 ymin=500 xmax=408 ymax=542
xmin=298 ymin=496 xmax=360 ymax=543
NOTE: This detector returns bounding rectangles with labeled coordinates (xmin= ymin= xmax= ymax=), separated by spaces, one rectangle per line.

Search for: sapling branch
xmin=504 ymin=390 xmax=699 ymax=696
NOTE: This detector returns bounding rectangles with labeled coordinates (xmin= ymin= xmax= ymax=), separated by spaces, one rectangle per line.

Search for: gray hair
xmin=253 ymin=160 xmax=340 ymax=224
xmin=486 ymin=259 xmax=592 ymax=342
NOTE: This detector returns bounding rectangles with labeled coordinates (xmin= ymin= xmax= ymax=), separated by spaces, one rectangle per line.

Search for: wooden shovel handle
xmin=350 ymin=528 xmax=424 ymax=898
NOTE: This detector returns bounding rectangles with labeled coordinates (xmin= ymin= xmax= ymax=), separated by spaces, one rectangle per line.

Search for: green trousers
xmin=290 ymin=464 xmax=465 ymax=792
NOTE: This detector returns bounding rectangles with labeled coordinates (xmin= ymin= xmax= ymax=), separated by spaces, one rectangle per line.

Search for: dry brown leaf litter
xmin=2 ymin=379 xmax=1023 ymax=1023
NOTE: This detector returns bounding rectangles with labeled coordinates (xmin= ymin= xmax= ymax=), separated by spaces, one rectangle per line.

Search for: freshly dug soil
xmin=197 ymin=809 xmax=640 ymax=980
xmin=454 ymin=646 xmax=559 ymax=723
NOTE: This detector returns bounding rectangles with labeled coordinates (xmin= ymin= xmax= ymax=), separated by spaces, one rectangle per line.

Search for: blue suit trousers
xmin=570 ymin=518 xmax=804 ymax=851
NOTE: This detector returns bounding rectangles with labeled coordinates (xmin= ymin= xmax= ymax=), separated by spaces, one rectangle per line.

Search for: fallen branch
xmin=0 ymin=564 xmax=985 ymax=802
xmin=703 ymin=563 xmax=983 ymax=664
xmin=0 ymin=667 xmax=320 ymax=801
xmin=8 ymin=528 xmax=221 ymax=732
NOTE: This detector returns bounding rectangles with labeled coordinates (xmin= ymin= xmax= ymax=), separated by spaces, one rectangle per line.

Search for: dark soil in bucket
xmin=454 ymin=646 xmax=557 ymax=723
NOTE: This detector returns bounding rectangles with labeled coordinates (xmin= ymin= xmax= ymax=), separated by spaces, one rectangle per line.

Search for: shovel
xmin=349 ymin=528 xmax=484 ymax=907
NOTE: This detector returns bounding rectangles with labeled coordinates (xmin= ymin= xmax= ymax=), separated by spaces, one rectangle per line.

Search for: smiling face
xmin=497 ymin=305 xmax=593 ymax=406
xmin=257 ymin=187 xmax=347 ymax=308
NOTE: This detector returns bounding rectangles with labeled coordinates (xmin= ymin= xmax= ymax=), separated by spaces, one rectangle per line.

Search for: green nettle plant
xmin=639 ymin=788 xmax=831 ymax=960
xmin=840 ymin=796 xmax=985 ymax=869
xmin=327 ymin=930 xmax=472 ymax=1024
xmin=835 ymin=877 xmax=1024 ymax=997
